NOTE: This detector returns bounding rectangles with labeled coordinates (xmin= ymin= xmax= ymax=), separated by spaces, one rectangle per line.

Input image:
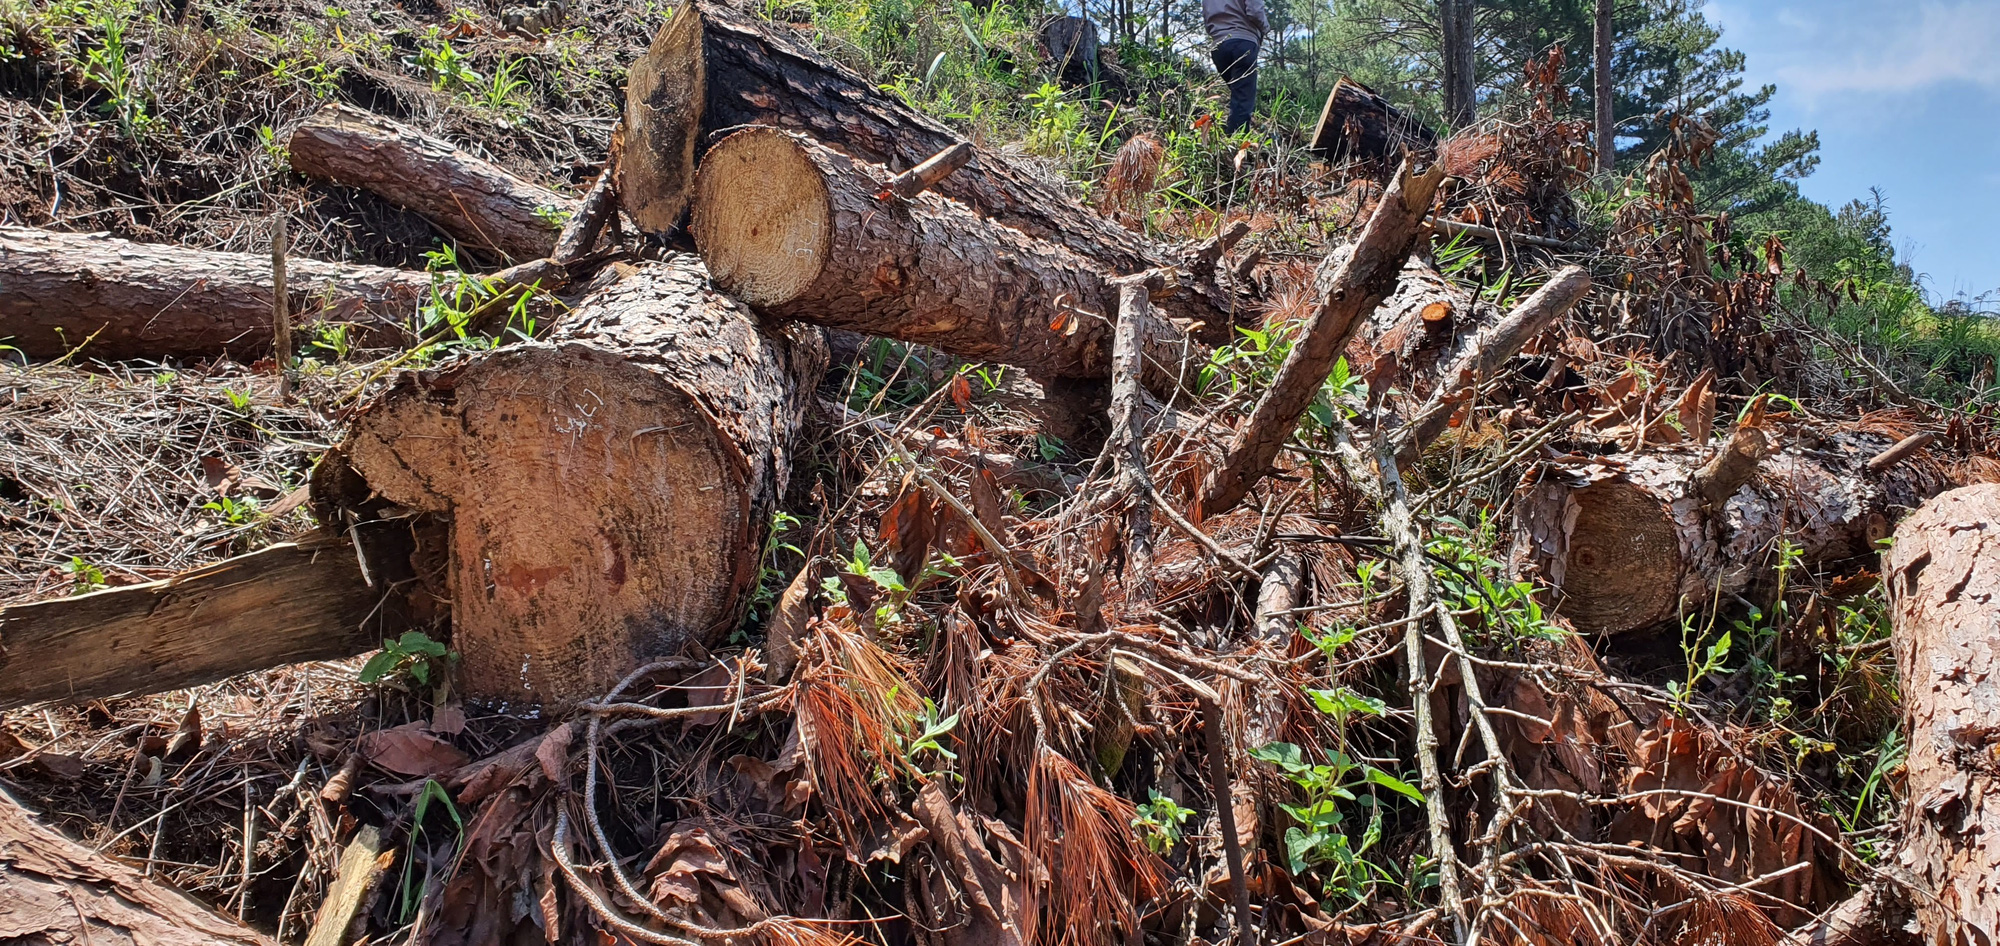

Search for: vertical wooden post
xmin=272 ymin=213 xmax=291 ymax=403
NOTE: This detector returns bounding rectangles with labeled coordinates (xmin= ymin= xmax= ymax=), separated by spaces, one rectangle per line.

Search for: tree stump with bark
xmin=1308 ymin=78 xmax=1439 ymax=164
xmin=312 ymin=257 xmax=825 ymax=709
xmin=1885 ymin=482 xmax=2000 ymax=945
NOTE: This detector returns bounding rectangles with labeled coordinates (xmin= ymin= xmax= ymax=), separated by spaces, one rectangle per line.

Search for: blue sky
xmin=1705 ymin=0 xmax=2000 ymax=303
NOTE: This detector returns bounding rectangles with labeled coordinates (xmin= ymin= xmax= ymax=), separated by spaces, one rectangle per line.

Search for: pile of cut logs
xmin=3 ymin=3 xmax=1999 ymax=943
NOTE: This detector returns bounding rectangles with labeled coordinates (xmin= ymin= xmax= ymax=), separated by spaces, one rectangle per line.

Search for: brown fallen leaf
xmin=359 ymin=722 xmax=469 ymax=778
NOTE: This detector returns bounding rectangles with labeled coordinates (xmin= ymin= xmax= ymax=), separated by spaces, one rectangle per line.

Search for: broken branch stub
xmin=314 ymin=258 xmax=826 ymax=709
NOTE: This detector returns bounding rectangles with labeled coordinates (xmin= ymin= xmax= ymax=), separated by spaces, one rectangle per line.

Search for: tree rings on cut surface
xmin=691 ymin=128 xmax=831 ymax=308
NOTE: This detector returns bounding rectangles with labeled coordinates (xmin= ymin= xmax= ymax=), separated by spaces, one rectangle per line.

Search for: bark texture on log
xmin=618 ymin=4 xmax=705 ymax=233
xmin=1885 ymin=483 xmax=2000 ymax=946
xmin=0 ymin=791 xmax=274 ymax=946
xmin=1512 ymin=425 xmax=1938 ymax=635
xmin=0 ymin=534 xmax=403 ymax=710
xmin=0 ymin=227 xmax=424 ymax=362
xmin=1308 ymin=78 xmax=1439 ymax=163
xmin=692 ymin=127 xmax=1193 ymax=382
xmin=630 ymin=1 xmax=1165 ymax=275
xmin=314 ymin=258 xmax=825 ymax=709
xmin=288 ymin=104 xmax=577 ymax=263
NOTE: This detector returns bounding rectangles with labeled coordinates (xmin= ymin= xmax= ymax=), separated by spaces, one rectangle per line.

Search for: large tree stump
xmin=0 ymin=227 xmax=423 ymax=362
xmin=0 ymin=792 xmax=274 ymax=946
xmin=1308 ymin=78 xmax=1438 ymax=163
xmin=288 ymin=104 xmax=578 ymax=264
xmin=1511 ymin=422 xmax=1941 ymax=634
xmin=692 ymin=127 xmax=1193 ymax=382
xmin=1885 ymin=483 xmax=2000 ymax=945
xmin=313 ymin=258 xmax=825 ymax=709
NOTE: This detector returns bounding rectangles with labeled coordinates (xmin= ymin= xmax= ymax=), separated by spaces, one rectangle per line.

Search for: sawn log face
xmin=320 ymin=258 xmax=825 ymax=709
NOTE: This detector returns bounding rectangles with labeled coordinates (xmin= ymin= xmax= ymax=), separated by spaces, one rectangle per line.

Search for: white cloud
xmin=1772 ymin=1 xmax=2000 ymax=100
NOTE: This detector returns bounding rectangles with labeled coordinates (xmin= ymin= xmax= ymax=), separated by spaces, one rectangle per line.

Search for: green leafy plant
xmin=1251 ymin=740 xmax=1422 ymax=902
xmin=1131 ymin=791 xmax=1193 ymax=853
xmin=201 ymin=495 xmax=261 ymax=526
xmin=359 ymin=630 xmax=457 ymax=688
xmin=398 ymin=779 xmax=464 ymax=921
xmin=63 ymin=556 xmax=107 ymax=594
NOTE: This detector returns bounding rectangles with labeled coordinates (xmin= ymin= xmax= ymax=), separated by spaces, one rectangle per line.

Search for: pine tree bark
xmin=691 ymin=127 xmax=1197 ymax=382
xmin=1440 ymin=0 xmax=1477 ymax=128
xmin=287 ymin=104 xmax=577 ymax=264
xmin=1593 ymin=0 xmax=1615 ymax=172
xmin=0 ymin=227 xmax=423 ymax=362
xmin=1884 ymin=482 xmax=2000 ymax=944
xmin=312 ymin=258 xmax=825 ymax=709
xmin=621 ymin=1 xmax=1178 ymax=276
xmin=1511 ymin=423 xmax=1941 ymax=635
xmin=0 ymin=792 xmax=275 ymax=946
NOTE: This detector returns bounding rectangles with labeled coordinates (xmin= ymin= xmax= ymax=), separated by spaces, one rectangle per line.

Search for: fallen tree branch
xmin=1201 ymin=160 xmax=1447 ymax=516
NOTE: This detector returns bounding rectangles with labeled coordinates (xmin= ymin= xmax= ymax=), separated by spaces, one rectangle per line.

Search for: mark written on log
xmin=498 ymin=562 xmax=570 ymax=593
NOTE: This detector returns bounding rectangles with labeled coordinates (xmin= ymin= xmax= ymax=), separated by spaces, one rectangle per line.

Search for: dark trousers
xmin=1211 ymin=38 xmax=1258 ymax=134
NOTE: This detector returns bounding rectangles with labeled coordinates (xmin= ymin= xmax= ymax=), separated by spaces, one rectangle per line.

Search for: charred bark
xmin=0 ymin=227 xmax=423 ymax=362
xmin=0 ymin=792 xmax=275 ymax=946
xmin=691 ymin=127 xmax=1197 ymax=382
xmin=313 ymin=257 xmax=825 ymax=709
xmin=1512 ymin=423 xmax=1941 ymax=635
xmin=1885 ymin=483 xmax=2000 ymax=944
xmin=287 ymin=104 xmax=577 ymax=264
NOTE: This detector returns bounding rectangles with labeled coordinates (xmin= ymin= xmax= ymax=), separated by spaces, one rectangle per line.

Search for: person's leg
xmin=1210 ymin=38 xmax=1258 ymax=134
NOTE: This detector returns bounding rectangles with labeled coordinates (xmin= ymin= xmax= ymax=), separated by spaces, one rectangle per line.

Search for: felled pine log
xmin=1511 ymin=413 xmax=1942 ymax=635
xmin=288 ymin=104 xmax=579 ymax=264
xmin=0 ymin=227 xmax=423 ymax=362
xmin=0 ymin=791 xmax=275 ymax=946
xmin=1884 ymin=483 xmax=2000 ymax=945
xmin=691 ymin=127 xmax=1195 ymax=383
xmin=1308 ymin=78 xmax=1439 ymax=164
xmin=313 ymin=257 xmax=826 ymax=709
xmin=620 ymin=0 xmax=1184 ymax=279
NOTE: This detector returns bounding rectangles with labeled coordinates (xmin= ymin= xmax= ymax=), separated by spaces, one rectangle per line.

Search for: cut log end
xmin=1561 ymin=481 xmax=1684 ymax=635
xmin=322 ymin=259 xmax=823 ymax=709
xmin=618 ymin=0 xmax=706 ymax=234
xmin=692 ymin=128 xmax=830 ymax=307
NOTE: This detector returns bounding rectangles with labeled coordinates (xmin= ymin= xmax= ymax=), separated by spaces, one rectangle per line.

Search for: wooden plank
xmin=0 ymin=534 xmax=385 ymax=710
xmin=303 ymin=824 xmax=389 ymax=946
